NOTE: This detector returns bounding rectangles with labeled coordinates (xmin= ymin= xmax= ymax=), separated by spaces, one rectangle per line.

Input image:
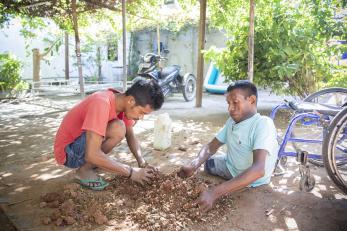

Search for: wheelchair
xmin=270 ymin=87 xmax=347 ymax=193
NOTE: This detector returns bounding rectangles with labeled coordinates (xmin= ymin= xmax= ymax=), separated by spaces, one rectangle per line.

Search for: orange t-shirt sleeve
xmin=123 ymin=116 xmax=135 ymax=127
xmin=82 ymin=98 xmax=110 ymax=137
xmin=117 ymin=112 xmax=135 ymax=127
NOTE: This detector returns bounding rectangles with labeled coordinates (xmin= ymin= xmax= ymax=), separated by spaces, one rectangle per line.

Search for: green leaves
xmin=0 ymin=53 xmax=28 ymax=92
xmin=205 ymin=0 xmax=347 ymax=97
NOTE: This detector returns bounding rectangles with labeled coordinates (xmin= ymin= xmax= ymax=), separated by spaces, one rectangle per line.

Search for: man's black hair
xmin=125 ymin=79 xmax=164 ymax=110
xmin=227 ymin=80 xmax=258 ymax=101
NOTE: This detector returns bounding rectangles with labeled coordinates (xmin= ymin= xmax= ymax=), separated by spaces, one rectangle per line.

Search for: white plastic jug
xmin=153 ymin=113 xmax=172 ymax=150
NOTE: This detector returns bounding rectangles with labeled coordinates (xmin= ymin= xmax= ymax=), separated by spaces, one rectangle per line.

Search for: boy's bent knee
xmin=107 ymin=120 xmax=126 ymax=138
xmin=204 ymin=158 xmax=215 ymax=175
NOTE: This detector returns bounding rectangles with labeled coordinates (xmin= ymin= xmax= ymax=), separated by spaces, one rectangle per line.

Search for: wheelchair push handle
xmin=284 ymin=99 xmax=299 ymax=111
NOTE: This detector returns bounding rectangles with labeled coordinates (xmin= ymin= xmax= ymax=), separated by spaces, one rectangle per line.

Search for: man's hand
xmin=138 ymin=159 xmax=147 ymax=168
xmin=177 ymin=165 xmax=196 ymax=178
xmin=130 ymin=167 xmax=154 ymax=184
xmin=198 ymin=188 xmax=218 ymax=213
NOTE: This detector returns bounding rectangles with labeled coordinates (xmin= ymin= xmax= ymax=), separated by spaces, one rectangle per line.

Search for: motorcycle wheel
xmin=183 ymin=74 xmax=196 ymax=102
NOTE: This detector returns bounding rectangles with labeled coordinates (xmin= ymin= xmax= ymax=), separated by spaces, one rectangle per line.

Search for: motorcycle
xmin=133 ymin=53 xmax=197 ymax=101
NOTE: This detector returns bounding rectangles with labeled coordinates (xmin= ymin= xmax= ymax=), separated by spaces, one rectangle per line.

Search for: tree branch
xmin=83 ymin=0 xmax=154 ymax=21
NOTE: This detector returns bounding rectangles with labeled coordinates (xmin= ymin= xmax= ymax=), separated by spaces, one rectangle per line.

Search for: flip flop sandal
xmin=77 ymin=177 xmax=109 ymax=191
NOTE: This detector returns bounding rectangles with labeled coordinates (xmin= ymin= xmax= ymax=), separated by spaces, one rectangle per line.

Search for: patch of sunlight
xmin=335 ymin=193 xmax=347 ymax=199
xmin=169 ymin=158 xmax=183 ymax=165
xmin=311 ymin=190 xmax=322 ymax=198
xmin=274 ymin=186 xmax=289 ymax=194
xmin=9 ymin=140 xmax=22 ymax=144
xmin=291 ymin=176 xmax=301 ymax=184
xmin=118 ymin=152 xmax=130 ymax=159
xmin=279 ymin=178 xmax=287 ymax=185
xmin=273 ymin=229 xmax=285 ymax=231
xmin=317 ymin=185 xmax=327 ymax=191
xmin=43 ymin=159 xmax=56 ymax=164
xmin=39 ymin=168 xmax=50 ymax=172
xmin=313 ymin=174 xmax=321 ymax=182
xmin=267 ymin=214 xmax=277 ymax=223
xmin=168 ymin=151 xmax=181 ymax=156
xmin=141 ymin=141 xmax=152 ymax=146
xmin=286 ymin=190 xmax=295 ymax=195
xmin=284 ymin=217 xmax=299 ymax=230
xmin=36 ymin=169 xmax=72 ymax=180
xmin=2 ymin=172 xmax=13 ymax=177
xmin=6 ymin=153 xmax=15 ymax=158
xmin=157 ymin=163 xmax=173 ymax=171
xmin=0 ymin=143 xmax=11 ymax=148
xmin=283 ymin=170 xmax=295 ymax=178
xmin=25 ymin=163 xmax=38 ymax=170
xmin=30 ymin=174 xmax=39 ymax=178
xmin=14 ymin=186 xmax=31 ymax=192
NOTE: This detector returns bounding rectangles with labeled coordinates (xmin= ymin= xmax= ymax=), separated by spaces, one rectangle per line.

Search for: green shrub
xmin=0 ymin=53 xmax=28 ymax=91
xmin=324 ymin=69 xmax=347 ymax=88
xmin=206 ymin=0 xmax=347 ymax=98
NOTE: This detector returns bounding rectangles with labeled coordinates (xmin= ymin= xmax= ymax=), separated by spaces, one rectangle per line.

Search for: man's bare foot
xmin=75 ymin=165 xmax=101 ymax=188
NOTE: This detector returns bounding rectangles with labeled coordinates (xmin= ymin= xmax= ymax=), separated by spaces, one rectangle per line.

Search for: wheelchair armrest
xmin=288 ymin=101 xmax=341 ymax=116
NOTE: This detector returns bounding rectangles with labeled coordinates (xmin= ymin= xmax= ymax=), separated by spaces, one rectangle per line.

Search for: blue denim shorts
xmin=64 ymin=132 xmax=87 ymax=169
xmin=204 ymin=154 xmax=233 ymax=180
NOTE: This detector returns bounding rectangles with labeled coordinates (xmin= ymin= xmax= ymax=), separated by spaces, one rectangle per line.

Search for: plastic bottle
xmin=153 ymin=113 xmax=172 ymax=150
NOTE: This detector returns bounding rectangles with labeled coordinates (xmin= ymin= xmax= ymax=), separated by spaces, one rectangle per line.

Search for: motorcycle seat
xmin=160 ymin=65 xmax=180 ymax=78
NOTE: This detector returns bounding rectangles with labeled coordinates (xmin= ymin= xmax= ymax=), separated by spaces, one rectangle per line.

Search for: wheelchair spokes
xmin=322 ymin=106 xmax=347 ymax=194
xmin=271 ymin=87 xmax=347 ymax=193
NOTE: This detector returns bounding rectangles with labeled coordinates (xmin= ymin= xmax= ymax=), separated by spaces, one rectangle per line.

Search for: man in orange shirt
xmin=54 ymin=80 xmax=164 ymax=190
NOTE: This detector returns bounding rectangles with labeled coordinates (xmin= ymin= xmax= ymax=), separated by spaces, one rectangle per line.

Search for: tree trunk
xmin=97 ymin=46 xmax=102 ymax=82
xmin=196 ymin=0 xmax=207 ymax=108
xmin=122 ymin=0 xmax=127 ymax=92
xmin=32 ymin=48 xmax=40 ymax=89
xmin=247 ymin=0 xmax=255 ymax=82
xmin=157 ymin=25 xmax=162 ymax=68
xmin=71 ymin=0 xmax=84 ymax=96
xmin=65 ymin=32 xmax=69 ymax=80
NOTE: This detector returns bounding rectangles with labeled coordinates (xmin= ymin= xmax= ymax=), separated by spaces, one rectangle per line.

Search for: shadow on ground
xmin=0 ymin=93 xmax=346 ymax=231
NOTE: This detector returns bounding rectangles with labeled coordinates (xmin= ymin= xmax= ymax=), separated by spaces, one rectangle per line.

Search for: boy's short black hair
xmin=125 ymin=79 xmax=164 ymax=110
xmin=227 ymin=80 xmax=258 ymax=101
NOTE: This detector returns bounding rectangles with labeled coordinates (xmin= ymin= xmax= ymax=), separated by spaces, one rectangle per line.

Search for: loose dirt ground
xmin=0 ymin=95 xmax=347 ymax=231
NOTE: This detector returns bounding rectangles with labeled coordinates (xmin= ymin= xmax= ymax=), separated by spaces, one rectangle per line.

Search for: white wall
xmin=132 ymin=27 xmax=228 ymax=78
xmin=0 ymin=19 xmax=130 ymax=82
xmin=0 ymin=19 xmax=70 ymax=80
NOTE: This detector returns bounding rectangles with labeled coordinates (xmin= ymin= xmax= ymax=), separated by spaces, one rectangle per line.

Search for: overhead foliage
xmin=205 ymin=0 xmax=347 ymax=97
xmin=127 ymin=0 xmax=200 ymax=32
xmin=0 ymin=0 xmax=200 ymax=53
xmin=0 ymin=0 xmax=199 ymax=32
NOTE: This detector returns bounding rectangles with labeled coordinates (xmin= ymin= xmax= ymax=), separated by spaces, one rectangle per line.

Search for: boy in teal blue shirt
xmin=178 ymin=80 xmax=278 ymax=212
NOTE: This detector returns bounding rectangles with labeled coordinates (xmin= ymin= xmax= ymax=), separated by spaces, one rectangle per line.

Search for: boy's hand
xmin=177 ymin=165 xmax=196 ymax=178
xmin=198 ymin=188 xmax=217 ymax=213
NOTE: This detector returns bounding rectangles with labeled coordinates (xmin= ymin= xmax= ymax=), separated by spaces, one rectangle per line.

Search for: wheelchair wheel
xmin=322 ymin=107 xmax=347 ymax=194
xmin=304 ymin=88 xmax=347 ymax=166
xmin=304 ymin=87 xmax=347 ymax=107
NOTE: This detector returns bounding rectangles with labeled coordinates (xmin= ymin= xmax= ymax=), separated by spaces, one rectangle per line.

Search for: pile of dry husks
xmin=40 ymin=171 xmax=234 ymax=230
